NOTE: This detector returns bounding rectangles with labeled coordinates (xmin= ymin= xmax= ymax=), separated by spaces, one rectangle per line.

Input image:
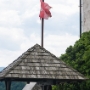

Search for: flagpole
xmin=41 ymin=0 xmax=44 ymax=47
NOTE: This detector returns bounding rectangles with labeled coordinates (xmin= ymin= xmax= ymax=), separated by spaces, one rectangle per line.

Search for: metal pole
xmin=80 ymin=0 xmax=82 ymax=38
xmin=41 ymin=0 xmax=44 ymax=47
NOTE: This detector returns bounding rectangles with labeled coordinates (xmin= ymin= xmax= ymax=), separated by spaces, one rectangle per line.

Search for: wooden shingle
xmin=0 ymin=44 xmax=87 ymax=80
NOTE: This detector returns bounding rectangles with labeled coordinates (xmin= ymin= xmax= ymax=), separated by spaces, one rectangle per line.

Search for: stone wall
xmin=83 ymin=0 xmax=90 ymax=32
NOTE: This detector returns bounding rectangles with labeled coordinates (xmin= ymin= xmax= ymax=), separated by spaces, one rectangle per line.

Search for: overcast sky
xmin=0 ymin=0 xmax=80 ymax=67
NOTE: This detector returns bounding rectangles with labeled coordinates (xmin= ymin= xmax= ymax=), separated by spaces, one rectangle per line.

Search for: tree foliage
xmin=53 ymin=31 xmax=90 ymax=90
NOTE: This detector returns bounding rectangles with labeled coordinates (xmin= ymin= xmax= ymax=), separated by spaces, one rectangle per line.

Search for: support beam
xmin=41 ymin=85 xmax=52 ymax=90
xmin=5 ymin=80 xmax=11 ymax=90
xmin=44 ymin=86 xmax=47 ymax=90
xmin=47 ymin=85 xmax=52 ymax=90
xmin=41 ymin=86 xmax=44 ymax=90
xmin=27 ymin=81 xmax=30 ymax=84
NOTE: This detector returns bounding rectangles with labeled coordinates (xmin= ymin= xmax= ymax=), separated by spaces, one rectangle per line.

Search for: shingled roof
xmin=0 ymin=44 xmax=87 ymax=81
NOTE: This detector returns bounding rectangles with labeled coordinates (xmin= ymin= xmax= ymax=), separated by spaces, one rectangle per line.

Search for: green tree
xmin=54 ymin=31 xmax=90 ymax=90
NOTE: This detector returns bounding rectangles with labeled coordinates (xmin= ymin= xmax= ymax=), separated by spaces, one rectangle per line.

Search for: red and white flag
xmin=39 ymin=0 xmax=52 ymax=19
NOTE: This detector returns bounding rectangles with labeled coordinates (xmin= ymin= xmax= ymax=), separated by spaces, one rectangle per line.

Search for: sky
xmin=0 ymin=0 xmax=80 ymax=67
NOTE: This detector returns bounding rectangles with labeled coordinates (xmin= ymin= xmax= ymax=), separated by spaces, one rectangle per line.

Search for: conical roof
xmin=0 ymin=44 xmax=87 ymax=80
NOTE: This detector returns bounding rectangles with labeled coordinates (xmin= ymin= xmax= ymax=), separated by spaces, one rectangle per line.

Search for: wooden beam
xmin=27 ymin=81 xmax=30 ymax=84
xmin=5 ymin=80 xmax=11 ymax=90
xmin=44 ymin=86 xmax=47 ymax=90
xmin=48 ymin=85 xmax=52 ymax=90
xmin=41 ymin=85 xmax=52 ymax=90
xmin=41 ymin=86 xmax=44 ymax=90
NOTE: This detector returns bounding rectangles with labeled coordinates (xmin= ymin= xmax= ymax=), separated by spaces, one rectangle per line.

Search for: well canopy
xmin=0 ymin=44 xmax=87 ymax=82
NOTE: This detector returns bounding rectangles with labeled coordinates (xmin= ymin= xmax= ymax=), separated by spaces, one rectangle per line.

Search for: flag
xmin=39 ymin=0 xmax=52 ymax=19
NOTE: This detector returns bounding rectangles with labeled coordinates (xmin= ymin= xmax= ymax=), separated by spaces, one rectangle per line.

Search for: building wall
xmin=83 ymin=0 xmax=90 ymax=32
